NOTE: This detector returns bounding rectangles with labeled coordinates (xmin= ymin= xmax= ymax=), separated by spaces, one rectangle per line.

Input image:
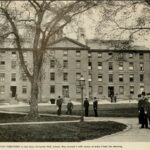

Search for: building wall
xmin=0 ymin=44 xmax=150 ymax=103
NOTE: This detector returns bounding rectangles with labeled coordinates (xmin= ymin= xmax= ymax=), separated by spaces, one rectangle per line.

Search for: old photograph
xmin=0 ymin=0 xmax=150 ymax=147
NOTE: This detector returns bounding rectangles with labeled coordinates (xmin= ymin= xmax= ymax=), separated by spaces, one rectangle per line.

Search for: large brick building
xmin=0 ymin=37 xmax=150 ymax=103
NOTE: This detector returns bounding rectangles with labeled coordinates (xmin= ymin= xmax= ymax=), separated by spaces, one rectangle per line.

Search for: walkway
xmin=84 ymin=117 xmax=150 ymax=142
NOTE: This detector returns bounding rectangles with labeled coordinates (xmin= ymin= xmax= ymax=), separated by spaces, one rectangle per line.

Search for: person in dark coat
xmin=138 ymin=92 xmax=148 ymax=128
xmin=84 ymin=98 xmax=89 ymax=117
xmin=93 ymin=97 xmax=98 ymax=117
xmin=56 ymin=96 xmax=63 ymax=115
xmin=66 ymin=99 xmax=73 ymax=115
xmin=137 ymin=94 xmax=142 ymax=124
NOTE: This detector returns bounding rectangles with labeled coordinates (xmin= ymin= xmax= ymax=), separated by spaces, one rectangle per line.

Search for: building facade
xmin=0 ymin=37 xmax=150 ymax=103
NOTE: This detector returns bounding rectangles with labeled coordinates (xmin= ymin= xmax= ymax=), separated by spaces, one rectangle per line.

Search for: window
xmin=50 ymin=85 xmax=55 ymax=94
xmin=109 ymin=74 xmax=113 ymax=82
xmin=129 ymin=62 xmax=134 ymax=70
xmin=140 ymin=74 xmax=144 ymax=82
xmin=76 ymin=85 xmax=81 ymax=94
xmin=119 ymin=86 xmax=124 ymax=95
xmin=0 ymin=86 xmax=5 ymax=94
xmin=23 ymin=52 xmax=27 ymax=58
xmin=76 ymin=73 xmax=81 ymax=82
xmin=98 ymin=74 xmax=103 ymax=82
xmin=0 ymin=61 xmax=5 ymax=65
xmin=130 ymin=86 xmax=134 ymax=94
xmin=63 ymin=50 xmax=68 ymax=56
xmin=129 ymin=53 xmax=133 ymax=58
xmin=119 ymin=74 xmax=124 ymax=82
xmin=88 ymin=52 xmax=91 ymax=57
xmin=76 ymin=51 xmax=81 ymax=57
xmin=88 ymin=74 xmax=92 ymax=81
xmin=11 ymin=73 xmax=16 ymax=81
xmin=12 ymin=51 xmax=16 ymax=57
xmin=119 ymin=62 xmax=123 ymax=70
xmin=50 ymin=60 xmax=55 ymax=68
xmin=63 ymin=73 xmax=68 ymax=81
xmin=22 ymin=86 xmax=27 ymax=94
xmin=63 ymin=60 xmax=68 ymax=69
xmin=88 ymin=62 xmax=92 ymax=69
xmin=50 ymin=72 xmax=55 ymax=81
xmin=22 ymin=73 xmax=27 ymax=81
xmin=98 ymin=62 xmax=102 ymax=69
xmin=139 ymin=53 xmax=144 ymax=59
xmin=11 ymin=61 xmax=16 ymax=69
xmin=89 ymin=86 xmax=92 ymax=96
xmin=98 ymin=86 xmax=103 ymax=95
xmin=129 ymin=74 xmax=134 ymax=82
xmin=140 ymin=62 xmax=144 ymax=71
xmin=76 ymin=60 xmax=81 ymax=69
xmin=98 ymin=52 xmax=102 ymax=58
xmin=108 ymin=62 xmax=113 ymax=70
xmin=0 ymin=50 xmax=5 ymax=54
xmin=0 ymin=73 xmax=5 ymax=82
xmin=62 ymin=86 xmax=69 ymax=98
xmin=108 ymin=52 xmax=112 ymax=56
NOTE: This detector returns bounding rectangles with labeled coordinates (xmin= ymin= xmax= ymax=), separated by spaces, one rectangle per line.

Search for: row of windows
xmin=49 ymin=85 xmax=144 ymax=96
xmin=0 ymin=72 xmax=144 ymax=83
xmin=98 ymin=74 xmax=144 ymax=82
xmin=49 ymin=59 xmax=144 ymax=71
xmin=0 ymin=85 xmax=145 ymax=96
xmin=0 ymin=73 xmax=27 ymax=82
xmin=49 ymin=50 xmax=146 ymax=59
xmin=0 ymin=86 xmax=27 ymax=94
xmin=0 ymin=51 xmax=27 ymax=57
xmin=0 ymin=50 xmax=146 ymax=59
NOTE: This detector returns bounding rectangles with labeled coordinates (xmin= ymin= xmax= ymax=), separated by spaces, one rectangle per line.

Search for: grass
xmin=0 ymin=113 xmax=80 ymax=123
xmin=0 ymin=121 xmax=126 ymax=142
xmin=0 ymin=103 xmax=138 ymax=117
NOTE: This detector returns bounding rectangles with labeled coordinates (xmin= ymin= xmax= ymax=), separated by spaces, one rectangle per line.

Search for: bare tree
xmin=0 ymin=0 xmax=99 ymax=119
xmin=96 ymin=0 xmax=150 ymax=44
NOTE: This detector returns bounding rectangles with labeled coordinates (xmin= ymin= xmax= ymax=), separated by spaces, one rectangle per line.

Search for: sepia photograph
xmin=0 ymin=0 xmax=150 ymax=149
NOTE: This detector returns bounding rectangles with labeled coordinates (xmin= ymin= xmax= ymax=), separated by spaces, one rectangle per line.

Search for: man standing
xmin=93 ymin=97 xmax=98 ymax=117
xmin=66 ymin=99 xmax=73 ymax=115
xmin=138 ymin=92 xmax=148 ymax=128
xmin=84 ymin=98 xmax=89 ymax=117
xmin=56 ymin=96 xmax=63 ymax=115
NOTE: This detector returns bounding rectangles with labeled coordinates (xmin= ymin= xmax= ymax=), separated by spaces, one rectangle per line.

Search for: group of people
xmin=56 ymin=96 xmax=98 ymax=117
xmin=138 ymin=92 xmax=150 ymax=128
xmin=84 ymin=97 xmax=98 ymax=117
xmin=56 ymin=96 xmax=73 ymax=116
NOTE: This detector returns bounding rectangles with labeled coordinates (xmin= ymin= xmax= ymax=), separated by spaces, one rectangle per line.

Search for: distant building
xmin=0 ymin=37 xmax=150 ymax=103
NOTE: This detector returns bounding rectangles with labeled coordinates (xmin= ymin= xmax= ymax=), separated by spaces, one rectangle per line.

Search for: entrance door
xmin=10 ymin=86 xmax=17 ymax=97
xmin=108 ymin=86 xmax=114 ymax=97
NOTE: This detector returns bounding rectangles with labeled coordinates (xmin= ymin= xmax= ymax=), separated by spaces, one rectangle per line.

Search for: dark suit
xmin=56 ymin=98 xmax=63 ymax=115
xmin=84 ymin=99 xmax=89 ymax=117
xmin=93 ymin=100 xmax=98 ymax=117
xmin=138 ymin=98 xmax=148 ymax=128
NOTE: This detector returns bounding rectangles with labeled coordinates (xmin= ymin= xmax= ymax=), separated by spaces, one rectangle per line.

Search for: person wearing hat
xmin=66 ymin=99 xmax=73 ymax=115
xmin=56 ymin=96 xmax=63 ymax=115
xmin=84 ymin=97 xmax=89 ymax=117
xmin=93 ymin=97 xmax=98 ymax=117
xmin=138 ymin=92 xmax=148 ymax=128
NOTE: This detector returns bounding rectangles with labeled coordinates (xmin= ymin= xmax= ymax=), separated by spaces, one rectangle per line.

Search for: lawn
xmin=0 ymin=121 xmax=126 ymax=142
xmin=0 ymin=113 xmax=79 ymax=123
xmin=0 ymin=103 xmax=138 ymax=117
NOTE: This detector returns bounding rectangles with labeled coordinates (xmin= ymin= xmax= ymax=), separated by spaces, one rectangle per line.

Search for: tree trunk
xmin=28 ymin=70 xmax=39 ymax=119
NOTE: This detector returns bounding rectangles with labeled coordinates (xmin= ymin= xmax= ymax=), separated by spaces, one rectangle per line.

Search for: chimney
xmin=77 ymin=27 xmax=86 ymax=45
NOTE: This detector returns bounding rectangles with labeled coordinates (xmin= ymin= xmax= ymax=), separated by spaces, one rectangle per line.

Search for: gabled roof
xmin=48 ymin=37 xmax=89 ymax=49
